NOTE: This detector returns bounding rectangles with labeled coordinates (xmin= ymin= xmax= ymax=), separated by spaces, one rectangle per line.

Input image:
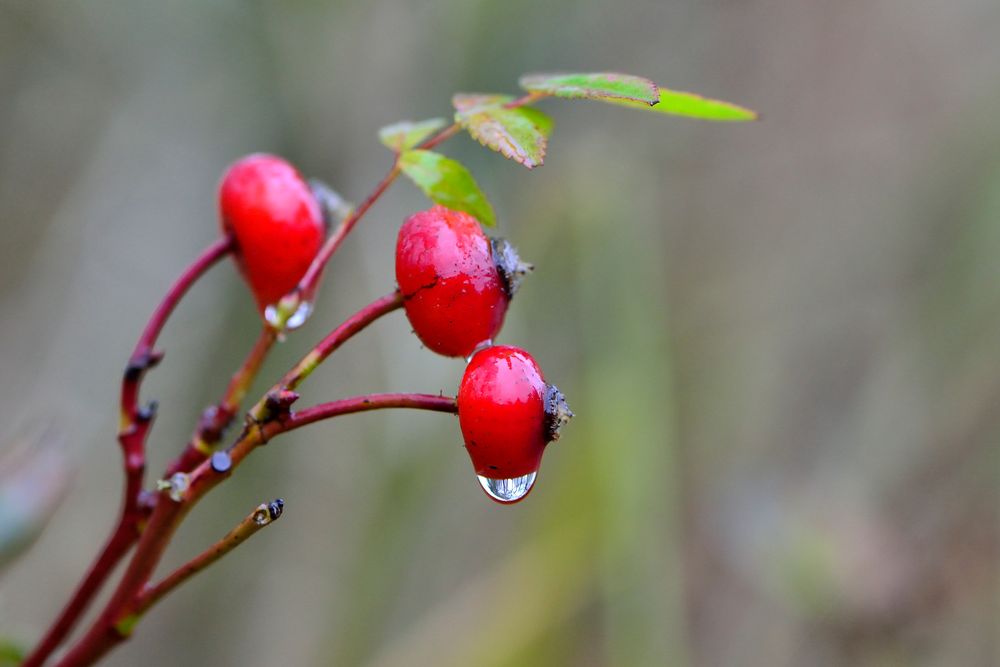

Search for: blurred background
xmin=1 ymin=0 xmax=999 ymax=665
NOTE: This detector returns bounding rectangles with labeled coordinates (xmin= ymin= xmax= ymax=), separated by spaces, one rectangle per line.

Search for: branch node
xmin=244 ymin=413 xmax=270 ymax=446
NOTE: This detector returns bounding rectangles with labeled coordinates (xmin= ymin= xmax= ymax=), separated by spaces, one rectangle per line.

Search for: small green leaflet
xmin=519 ymin=72 xmax=659 ymax=105
xmin=398 ymin=150 xmax=496 ymax=227
xmin=612 ymin=87 xmax=758 ymax=121
xmin=453 ymin=94 xmax=554 ymax=169
xmin=378 ymin=118 xmax=448 ymax=152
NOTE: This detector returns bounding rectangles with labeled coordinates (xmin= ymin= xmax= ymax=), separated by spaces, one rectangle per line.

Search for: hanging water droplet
xmin=477 ymin=471 xmax=536 ymax=504
xmin=263 ymin=304 xmax=281 ymax=327
xmin=284 ymin=300 xmax=313 ymax=330
xmin=263 ymin=299 xmax=312 ymax=333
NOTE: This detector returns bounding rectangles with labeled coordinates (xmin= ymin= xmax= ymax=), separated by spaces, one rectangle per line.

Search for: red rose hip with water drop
xmin=458 ymin=345 xmax=572 ymax=503
xmin=219 ymin=154 xmax=325 ymax=316
xmin=395 ymin=205 xmax=531 ymax=358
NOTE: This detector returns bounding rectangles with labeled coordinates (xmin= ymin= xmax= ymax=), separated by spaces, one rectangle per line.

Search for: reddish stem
xmin=287 ymin=393 xmax=458 ymax=430
xmin=23 ymin=237 xmax=232 ymax=667
xmin=53 ymin=393 xmax=456 ymax=667
xmin=118 ymin=235 xmax=234 ymax=511
xmin=166 ymin=325 xmax=278 ymax=475
xmin=42 ymin=92 xmax=542 ymax=666
xmin=277 ymin=290 xmax=403 ymax=397
xmin=419 ymin=123 xmax=461 ymax=151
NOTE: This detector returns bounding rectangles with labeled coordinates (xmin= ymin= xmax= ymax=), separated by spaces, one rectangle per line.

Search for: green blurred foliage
xmin=1 ymin=0 xmax=999 ymax=665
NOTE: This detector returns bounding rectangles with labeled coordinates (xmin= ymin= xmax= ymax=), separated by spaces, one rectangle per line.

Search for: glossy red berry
xmin=219 ymin=154 xmax=325 ymax=316
xmin=458 ymin=345 xmax=572 ymax=503
xmin=395 ymin=205 xmax=531 ymax=358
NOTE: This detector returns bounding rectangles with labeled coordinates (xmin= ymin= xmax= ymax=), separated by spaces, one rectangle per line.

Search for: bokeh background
xmin=2 ymin=0 xmax=999 ymax=665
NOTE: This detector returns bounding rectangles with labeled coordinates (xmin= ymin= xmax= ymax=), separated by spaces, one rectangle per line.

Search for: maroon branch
xmin=22 ymin=236 xmax=232 ymax=667
xmin=52 ymin=393 xmax=456 ymax=667
xmin=36 ymin=93 xmax=546 ymax=665
xmin=278 ymin=290 xmax=404 ymax=395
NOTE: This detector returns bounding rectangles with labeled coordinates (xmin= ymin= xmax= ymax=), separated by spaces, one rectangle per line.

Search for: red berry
xmin=219 ymin=154 xmax=324 ymax=315
xmin=458 ymin=345 xmax=572 ymax=503
xmin=395 ymin=205 xmax=531 ymax=358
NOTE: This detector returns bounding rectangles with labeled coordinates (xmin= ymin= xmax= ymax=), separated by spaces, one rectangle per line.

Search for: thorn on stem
xmin=265 ymin=390 xmax=300 ymax=414
xmin=137 ymin=401 xmax=159 ymax=422
xmin=137 ymin=490 xmax=158 ymax=513
xmin=124 ymin=350 xmax=164 ymax=381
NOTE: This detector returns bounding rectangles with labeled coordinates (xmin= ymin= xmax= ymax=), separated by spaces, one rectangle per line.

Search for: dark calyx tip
xmin=268 ymin=498 xmax=285 ymax=520
xmin=491 ymin=237 xmax=533 ymax=299
xmin=543 ymin=384 xmax=574 ymax=442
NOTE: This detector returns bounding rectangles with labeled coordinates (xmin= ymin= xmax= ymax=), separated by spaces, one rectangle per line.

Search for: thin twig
xmin=280 ymin=290 xmax=404 ymax=394
xmin=131 ymin=499 xmax=286 ymax=620
xmin=53 ymin=393 xmax=456 ymax=667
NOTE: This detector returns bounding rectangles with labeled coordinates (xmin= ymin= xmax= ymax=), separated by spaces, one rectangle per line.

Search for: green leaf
xmin=398 ymin=150 xmax=496 ymax=226
xmin=453 ymin=94 xmax=554 ymax=169
xmin=612 ymin=87 xmax=758 ymax=121
xmin=378 ymin=118 xmax=448 ymax=152
xmin=519 ymin=72 xmax=659 ymax=105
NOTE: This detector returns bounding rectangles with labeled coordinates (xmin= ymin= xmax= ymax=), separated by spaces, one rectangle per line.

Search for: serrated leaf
xmin=452 ymin=94 xmax=511 ymax=113
xmin=398 ymin=150 xmax=496 ymax=226
xmin=611 ymin=87 xmax=758 ymax=121
xmin=519 ymin=72 xmax=659 ymax=105
xmin=378 ymin=118 xmax=448 ymax=152
xmin=453 ymin=94 xmax=554 ymax=169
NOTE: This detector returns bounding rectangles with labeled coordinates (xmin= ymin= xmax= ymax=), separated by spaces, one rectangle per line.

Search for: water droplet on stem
xmin=285 ymin=300 xmax=313 ymax=330
xmin=263 ymin=304 xmax=281 ymax=327
xmin=264 ymin=299 xmax=314 ymax=331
